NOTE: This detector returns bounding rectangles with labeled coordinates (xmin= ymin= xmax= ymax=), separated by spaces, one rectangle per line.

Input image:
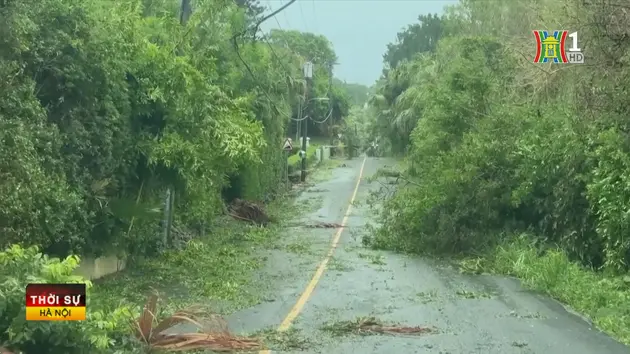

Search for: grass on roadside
xmin=90 ymin=157 xmax=339 ymax=319
xmin=459 ymin=234 xmax=630 ymax=345
xmin=90 ymin=197 xmax=295 ymax=315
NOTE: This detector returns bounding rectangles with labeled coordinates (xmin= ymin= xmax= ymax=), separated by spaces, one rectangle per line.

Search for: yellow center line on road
xmin=258 ymin=156 xmax=368 ymax=354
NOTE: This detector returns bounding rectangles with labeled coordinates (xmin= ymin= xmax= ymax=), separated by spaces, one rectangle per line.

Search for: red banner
xmin=25 ymin=283 xmax=86 ymax=321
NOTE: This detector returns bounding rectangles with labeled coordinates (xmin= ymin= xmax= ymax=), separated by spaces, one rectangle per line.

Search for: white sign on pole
xmin=303 ymin=62 xmax=313 ymax=79
xmin=283 ymin=138 xmax=293 ymax=151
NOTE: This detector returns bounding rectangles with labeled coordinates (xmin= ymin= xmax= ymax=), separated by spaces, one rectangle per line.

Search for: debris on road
xmin=306 ymin=221 xmax=344 ymax=228
xmin=321 ymin=316 xmax=435 ymax=337
xmin=134 ymin=294 xmax=262 ymax=352
xmin=255 ymin=327 xmax=311 ymax=351
xmin=228 ymin=198 xmax=271 ymax=226
xmin=285 ymin=220 xmax=346 ymax=228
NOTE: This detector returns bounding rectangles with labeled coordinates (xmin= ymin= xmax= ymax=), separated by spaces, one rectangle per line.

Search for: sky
xmin=259 ymin=0 xmax=458 ymax=87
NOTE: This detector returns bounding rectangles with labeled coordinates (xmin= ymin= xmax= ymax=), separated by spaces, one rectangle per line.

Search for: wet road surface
xmin=227 ymin=157 xmax=630 ymax=354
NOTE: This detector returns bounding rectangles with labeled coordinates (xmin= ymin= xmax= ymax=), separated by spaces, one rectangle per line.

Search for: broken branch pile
xmin=228 ymin=198 xmax=271 ymax=226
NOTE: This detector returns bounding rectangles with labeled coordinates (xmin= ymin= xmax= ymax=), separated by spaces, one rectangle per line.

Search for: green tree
xmin=383 ymin=13 xmax=444 ymax=71
xmin=368 ymin=0 xmax=630 ymax=273
xmin=334 ymin=79 xmax=370 ymax=107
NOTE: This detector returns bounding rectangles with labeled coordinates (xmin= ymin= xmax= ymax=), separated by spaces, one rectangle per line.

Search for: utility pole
xmin=327 ymin=61 xmax=334 ymax=145
xmin=295 ymin=104 xmax=300 ymax=142
xmin=180 ymin=0 xmax=192 ymax=25
xmin=301 ymin=61 xmax=313 ymax=182
xmin=162 ymin=0 xmax=192 ymax=246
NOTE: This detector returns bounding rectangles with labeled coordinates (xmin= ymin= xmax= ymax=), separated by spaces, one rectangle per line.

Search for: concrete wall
xmin=321 ymin=146 xmax=331 ymax=160
xmin=74 ymin=254 xmax=126 ymax=280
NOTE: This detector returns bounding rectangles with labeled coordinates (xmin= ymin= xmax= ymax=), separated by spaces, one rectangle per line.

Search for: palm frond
xmin=133 ymin=294 xmax=263 ymax=352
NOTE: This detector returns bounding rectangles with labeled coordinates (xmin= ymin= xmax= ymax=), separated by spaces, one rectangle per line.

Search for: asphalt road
xmin=225 ymin=157 xmax=630 ymax=354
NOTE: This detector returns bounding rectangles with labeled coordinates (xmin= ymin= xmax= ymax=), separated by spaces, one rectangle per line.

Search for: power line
xmin=260 ymin=35 xmax=294 ymax=78
xmin=232 ymin=35 xmax=309 ymax=122
xmin=310 ymin=108 xmax=333 ymax=124
xmin=231 ymin=0 xmax=297 ymax=40
xmin=298 ymin=0 xmax=309 ymax=32
xmin=257 ymin=34 xmax=312 ymax=122
xmin=232 ymin=37 xmax=298 ymax=121
xmin=279 ymin=0 xmax=293 ymax=29
xmin=231 ymin=0 xmax=336 ymax=124
xmin=274 ymin=15 xmax=283 ymax=29
xmin=174 ymin=0 xmax=297 ymax=52
xmin=312 ymin=0 xmax=318 ymax=31
xmin=267 ymin=12 xmax=304 ymax=63
xmin=311 ymin=61 xmax=335 ymax=124
xmin=228 ymin=0 xmax=308 ymax=122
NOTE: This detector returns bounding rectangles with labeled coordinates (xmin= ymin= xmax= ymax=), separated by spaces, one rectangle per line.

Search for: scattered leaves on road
xmin=505 ymin=311 xmax=545 ymax=319
xmin=358 ymin=252 xmax=387 ymax=265
xmin=284 ymin=240 xmax=315 ymax=255
xmin=455 ymin=289 xmax=492 ymax=299
xmin=512 ymin=340 xmax=528 ymax=348
xmin=328 ymin=257 xmax=355 ymax=272
xmin=416 ymin=290 xmax=440 ymax=304
xmin=254 ymin=328 xmax=311 ymax=351
xmin=321 ymin=316 xmax=435 ymax=337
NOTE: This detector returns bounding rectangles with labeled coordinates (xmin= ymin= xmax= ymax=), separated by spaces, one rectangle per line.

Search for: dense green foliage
xmin=0 ymin=0 xmax=352 ymax=259
xmin=368 ymin=0 xmax=630 ymax=272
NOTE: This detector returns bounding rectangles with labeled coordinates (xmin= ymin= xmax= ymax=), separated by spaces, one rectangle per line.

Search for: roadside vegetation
xmin=0 ymin=0 xmax=364 ymax=352
xmin=362 ymin=0 xmax=630 ymax=346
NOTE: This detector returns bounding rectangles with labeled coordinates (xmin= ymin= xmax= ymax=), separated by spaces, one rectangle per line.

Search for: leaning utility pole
xmin=301 ymin=61 xmax=313 ymax=182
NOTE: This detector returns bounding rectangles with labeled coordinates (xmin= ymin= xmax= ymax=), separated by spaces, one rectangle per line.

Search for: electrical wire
xmin=310 ymin=108 xmax=333 ymax=124
xmin=268 ymin=11 xmax=305 ymax=64
xmin=298 ymin=0 xmax=309 ymax=32
xmin=311 ymin=0 xmax=318 ymax=31
xmin=230 ymin=0 xmax=310 ymax=122
xmin=232 ymin=37 xmax=299 ymax=121
xmin=257 ymin=35 xmax=311 ymax=122
xmin=231 ymin=0 xmax=336 ymax=124
xmin=279 ymin=0 xmax=293 ymax=30
xmin=231 ymin=0 xmax=297 ymax=40
xmin=310 ymin=60 xmax=335 ymax=124
xmin=261 ymin=35 xmax=294 ymax=78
